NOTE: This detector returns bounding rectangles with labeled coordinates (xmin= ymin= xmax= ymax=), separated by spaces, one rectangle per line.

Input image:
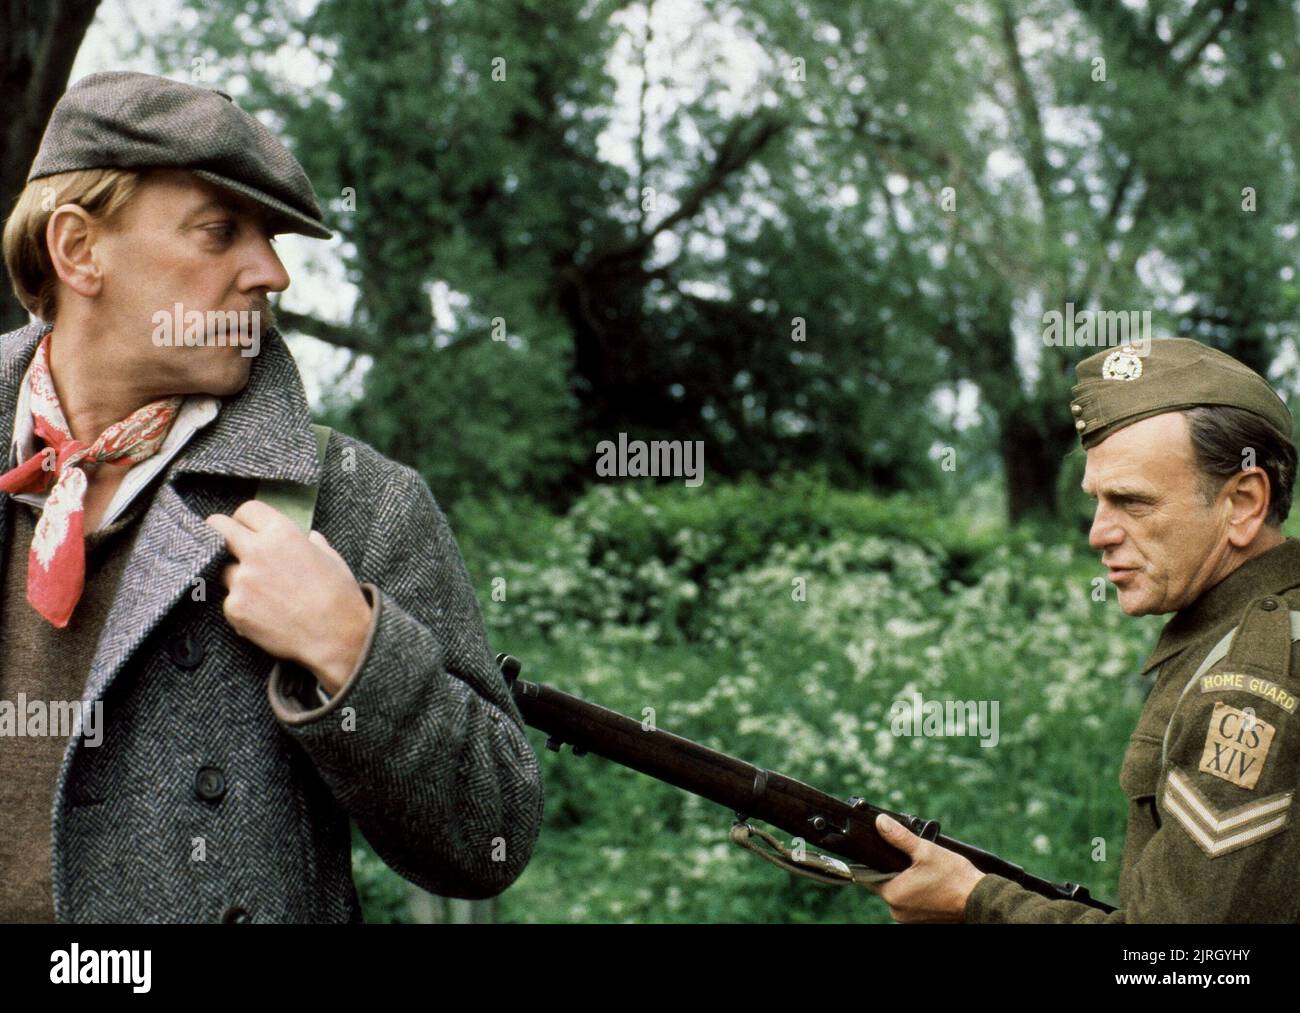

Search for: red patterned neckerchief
xmin=0 ymin=332 xmax=183 ymax=628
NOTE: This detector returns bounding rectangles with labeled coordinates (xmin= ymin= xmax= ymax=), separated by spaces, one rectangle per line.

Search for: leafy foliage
xmin=353 ymin=479 xmax=1160 ymax=922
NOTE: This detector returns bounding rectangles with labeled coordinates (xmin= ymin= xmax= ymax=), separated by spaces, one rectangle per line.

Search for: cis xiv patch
xmin=1198 ymin=702 xmax=1275 ymax=790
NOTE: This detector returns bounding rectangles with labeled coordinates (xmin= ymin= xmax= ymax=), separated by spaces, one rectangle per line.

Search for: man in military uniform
xmin=865 ymin=339 xmax=1300 ymax=923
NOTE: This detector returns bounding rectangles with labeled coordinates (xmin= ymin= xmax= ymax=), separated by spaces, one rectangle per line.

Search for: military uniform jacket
xmin=966 ymin=538 xmax=1300 ymax=922
xmin=0 ymin=320 xmax=544 ymax=923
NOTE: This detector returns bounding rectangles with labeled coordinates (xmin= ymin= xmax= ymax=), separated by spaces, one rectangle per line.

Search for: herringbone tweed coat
xmin=0 ymin=319 xmax=544 ymax=923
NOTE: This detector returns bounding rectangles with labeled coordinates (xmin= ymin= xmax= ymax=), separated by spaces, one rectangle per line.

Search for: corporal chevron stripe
xmin=1167 ymin=768 xmax=1292 ymax=831
xmin=1165 ymin=797 xmax=1289 ymax=859
xmin=1163 ymin=767 xmax=1293 ymax=858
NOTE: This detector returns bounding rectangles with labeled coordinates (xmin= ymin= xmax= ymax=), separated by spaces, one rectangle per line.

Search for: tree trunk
xmin=1000 ymin=419 xmax=1064 ymax=524
xmin=0 ymin=0 xmax=102 ymax=329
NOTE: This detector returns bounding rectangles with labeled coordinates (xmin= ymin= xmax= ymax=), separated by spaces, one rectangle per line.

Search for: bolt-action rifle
xmin=499 ymin=654 xmax=1114 ymax=912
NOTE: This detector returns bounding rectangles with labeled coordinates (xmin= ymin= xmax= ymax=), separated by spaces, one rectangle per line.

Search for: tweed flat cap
xmin=27 ymin=70 xmax=331 ymax=240
xmin=1069 ymin=339 xmax=1294 ymax=449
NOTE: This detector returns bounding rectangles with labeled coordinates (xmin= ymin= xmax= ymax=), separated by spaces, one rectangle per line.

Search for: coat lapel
xmin=85 ymin=325 xmax=324 ymax=704
xmin=0 ymin=319 xmax=325 ymax=705
xmin=0 ymin=320 xmax=50 ymax=586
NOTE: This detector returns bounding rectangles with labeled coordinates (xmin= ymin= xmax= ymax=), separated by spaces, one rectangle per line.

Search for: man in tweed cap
xmin=0 ymin=71 xmax=543 ymax=922
xmin=865 ymin=340 xmax=1300 ymax=923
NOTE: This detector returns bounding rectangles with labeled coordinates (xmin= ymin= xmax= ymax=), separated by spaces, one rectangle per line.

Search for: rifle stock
xmin=499 ymin=654 xmax=1115 ymax=914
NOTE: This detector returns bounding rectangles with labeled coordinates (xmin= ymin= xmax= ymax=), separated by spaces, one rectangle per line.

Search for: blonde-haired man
xmin=0 ymin=71 xmax=542 ymax=923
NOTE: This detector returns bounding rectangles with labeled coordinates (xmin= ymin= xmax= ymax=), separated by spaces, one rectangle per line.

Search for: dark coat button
xmin=1262 ymin=597 xmax=1279 ymax=611
xmin=221 ymin=906 xmax=251 ymax=924
xmin=195 ymin=766 xmax=227 ymax=802
xmin=169 ymin=634 xmax=205 ymax=669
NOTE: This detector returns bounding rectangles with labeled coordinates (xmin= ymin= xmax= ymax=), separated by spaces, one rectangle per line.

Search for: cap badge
xmin=1101 ymin=347 xmax=1143 ymax=381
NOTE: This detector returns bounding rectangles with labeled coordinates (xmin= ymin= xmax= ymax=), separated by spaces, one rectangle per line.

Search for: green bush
xmin=357 ymin=478 xmax=1161 ymax=922
xmin=468 ymin=477 xmax=1076 ymax=646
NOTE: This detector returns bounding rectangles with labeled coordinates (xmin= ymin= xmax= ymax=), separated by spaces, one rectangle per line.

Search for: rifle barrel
xmin=505 ymin=663 xmax=1115 ymax=913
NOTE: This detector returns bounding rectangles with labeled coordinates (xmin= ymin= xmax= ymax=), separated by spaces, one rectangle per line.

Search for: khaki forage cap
xmin=1069 ymin=339 xmax=1294 ymax=448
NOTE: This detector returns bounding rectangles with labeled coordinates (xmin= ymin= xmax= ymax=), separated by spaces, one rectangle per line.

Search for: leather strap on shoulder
xmin=254 ymin=423 xmax=331 ymax=534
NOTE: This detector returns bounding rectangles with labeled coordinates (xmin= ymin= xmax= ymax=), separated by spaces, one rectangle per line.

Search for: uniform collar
xmin=0 ymin=317 xmax=321 ymax=489
xmin=1140 ymin=537 xmax=1300 ymax=673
